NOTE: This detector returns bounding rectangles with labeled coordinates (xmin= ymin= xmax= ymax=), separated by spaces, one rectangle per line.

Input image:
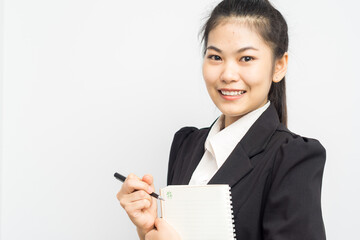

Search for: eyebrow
xmin=206 ymin=45 xmax=259 ymax=53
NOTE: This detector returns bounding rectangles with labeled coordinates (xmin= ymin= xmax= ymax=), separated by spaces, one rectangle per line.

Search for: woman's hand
xmin=145 ymin=218 xmax=181 ymax=240
xmin=116 ymin=174 xmax=157 ymax=239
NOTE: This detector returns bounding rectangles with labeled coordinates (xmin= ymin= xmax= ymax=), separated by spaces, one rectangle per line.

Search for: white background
xmin=1 ymin=0 xmax=359 ymax=239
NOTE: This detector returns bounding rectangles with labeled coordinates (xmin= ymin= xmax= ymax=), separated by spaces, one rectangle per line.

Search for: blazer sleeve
xmin=167 ymin=127 xmax=197 ymax=185
xmin=262 ymin=137 xmax=326 ymax=240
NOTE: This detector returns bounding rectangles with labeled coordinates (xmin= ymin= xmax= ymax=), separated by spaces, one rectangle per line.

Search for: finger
xmin=142 ymin=175 xmax=157 ymax=212
xmin=127 ymin=190 xmax=152 ymax=203
xmin=145 ymin=229 xmax=157 ymax=240
xmin=127 ymin=173 xmax=139 ymax=179
xmin=117 ymin=173 xmax=150 ymax=201
xmin=124 ymin=199 xmax=152 ymax=217
xmin=119 ymin=190 xmax=151 ymax=208
xmin=142 ymin=174 xmax=155 ymax=192
xmin=142 ymin=174 xmax=153 ymax=185
xmin=127 ymin=173 xmax=152 ymax=193
xmin=149 ymin=193 xmax=157 ymax=212
xmin=141 ymin=174 xmax=156 ymax=204
xmin=123 ymin=178 xmax=153 ymax=194
xmin=154 ymin=218 xmax=164 ymax=229
xmin=156 ymin=218 xmax=177 ymax=233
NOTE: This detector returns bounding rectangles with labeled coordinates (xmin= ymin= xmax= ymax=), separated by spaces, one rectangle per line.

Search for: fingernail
xmin=148 ymin=187 xmax=153 ymax=193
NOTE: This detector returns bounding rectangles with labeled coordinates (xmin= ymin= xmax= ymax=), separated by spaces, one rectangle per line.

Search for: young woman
xmin=117 ymin=0 xmax=326 ymax=239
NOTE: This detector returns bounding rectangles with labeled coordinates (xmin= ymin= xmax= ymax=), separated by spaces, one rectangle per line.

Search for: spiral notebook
xmin=160 ymin=185 xmax=236 ymax=240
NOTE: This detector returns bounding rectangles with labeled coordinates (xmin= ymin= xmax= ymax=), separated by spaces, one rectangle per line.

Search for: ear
xmin=272 ymin=52 xmax=288 ymax=83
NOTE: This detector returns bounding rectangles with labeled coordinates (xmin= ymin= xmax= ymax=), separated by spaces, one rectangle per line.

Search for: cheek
xmin=241 ymin=63 xmax=273 ymax=86
xmin=202 ymin=63 xmax=218 ymax=86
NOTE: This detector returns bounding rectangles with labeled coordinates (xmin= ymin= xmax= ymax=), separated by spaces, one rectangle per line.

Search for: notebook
xmin=160 ymin=185 xmax=236 ymax=240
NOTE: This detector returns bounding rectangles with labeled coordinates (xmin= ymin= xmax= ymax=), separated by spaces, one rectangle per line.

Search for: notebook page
xmin=160 ymin=185 xmax=235 ymax=240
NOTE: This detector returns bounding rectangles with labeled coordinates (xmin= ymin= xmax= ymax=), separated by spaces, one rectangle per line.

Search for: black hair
xmin=201 ymin=0 xmax=288 ymax=126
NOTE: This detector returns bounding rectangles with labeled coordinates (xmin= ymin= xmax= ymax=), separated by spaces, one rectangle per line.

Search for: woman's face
xmin=202 ymin=19 xmax=278 ymax=127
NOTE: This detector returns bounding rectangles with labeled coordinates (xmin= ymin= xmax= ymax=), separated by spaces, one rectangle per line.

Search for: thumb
xmin=154 ymin=218 xmax=165 ymax=230
xmin=142 ymin=174 xmax=157 ymax=212
xmin=142 ymin=174 xmax=154 ymax=191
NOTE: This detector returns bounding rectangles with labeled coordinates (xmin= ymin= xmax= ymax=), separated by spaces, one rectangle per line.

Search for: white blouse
xmin=189 ymin=101 xmax=270 ymax=185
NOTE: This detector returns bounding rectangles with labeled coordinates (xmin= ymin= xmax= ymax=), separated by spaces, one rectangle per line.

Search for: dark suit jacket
xmin=167 ymin=104 xmax=326 ymax=240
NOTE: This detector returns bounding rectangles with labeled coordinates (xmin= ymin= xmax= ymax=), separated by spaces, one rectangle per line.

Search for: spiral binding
xmin=227 ymin=186 xmax=236 ymax=240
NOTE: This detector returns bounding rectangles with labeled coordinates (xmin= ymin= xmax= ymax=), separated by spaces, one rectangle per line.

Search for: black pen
xmin=114 ymin=172 xmax=165 ymax=201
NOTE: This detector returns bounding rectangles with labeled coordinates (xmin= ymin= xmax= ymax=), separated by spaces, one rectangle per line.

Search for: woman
xmin=117 ymin=0 xmax=326 ymax=239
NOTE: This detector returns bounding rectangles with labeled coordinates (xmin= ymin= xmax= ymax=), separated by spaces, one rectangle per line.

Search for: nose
xmin=220 ymin=61 xmax=240 ymax=83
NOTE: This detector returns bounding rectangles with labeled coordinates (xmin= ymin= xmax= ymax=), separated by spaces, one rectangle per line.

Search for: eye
xmin=208 ymin=55 xmax=222 ymax=61
xmin=240 ymin=56 xmax=253 ymax=62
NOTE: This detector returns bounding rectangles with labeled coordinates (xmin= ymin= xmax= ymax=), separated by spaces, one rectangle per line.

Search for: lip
xmin=218 ymin=88 xmax=246 ymax=101
xmin=219 ymin=88 xmax=246 ymax=91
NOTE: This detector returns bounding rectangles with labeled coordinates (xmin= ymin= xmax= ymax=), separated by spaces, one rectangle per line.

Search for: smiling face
xmin=203 ymin=18 xmax=282 ymax=127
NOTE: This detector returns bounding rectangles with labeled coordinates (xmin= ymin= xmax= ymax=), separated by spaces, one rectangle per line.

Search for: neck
xmin=224 ymin=115 xmax=242 ymax=128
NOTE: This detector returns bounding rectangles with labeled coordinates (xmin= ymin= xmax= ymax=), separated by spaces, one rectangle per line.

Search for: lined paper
xmin=160 ymin=185 xmax=236 ymax=240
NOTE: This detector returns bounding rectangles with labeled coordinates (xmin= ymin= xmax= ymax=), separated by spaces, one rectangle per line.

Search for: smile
xmin=219 ymin=90 xmax=246 ymax=96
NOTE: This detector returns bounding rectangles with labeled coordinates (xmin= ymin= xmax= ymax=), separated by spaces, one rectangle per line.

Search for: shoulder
xmin=167 ymin=126 xmax=210 ymax=184
xmin=274 ymin=123 xmax=326 ymax=156
xmin=269 ymin=123 xmax=326 ymax=179
xmin=171 ymin=126 xmax=209 ymax=146
xmin=262 ymin=124 xmax=327 ymax=239
xmin=169 ymin=126 xmax=210 ymax=158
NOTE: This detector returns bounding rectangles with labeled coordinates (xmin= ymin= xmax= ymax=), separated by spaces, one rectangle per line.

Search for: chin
xmin=220 ymin=109 xmax=248 ymax=118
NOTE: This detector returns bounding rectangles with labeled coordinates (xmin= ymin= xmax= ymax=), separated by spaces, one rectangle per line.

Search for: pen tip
xmin=159 ymin=196 xmax=165 ymax=201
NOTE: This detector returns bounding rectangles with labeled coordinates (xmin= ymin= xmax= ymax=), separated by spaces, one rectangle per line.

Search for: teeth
xmin=220 ymin=90 xmax=245 ymax=96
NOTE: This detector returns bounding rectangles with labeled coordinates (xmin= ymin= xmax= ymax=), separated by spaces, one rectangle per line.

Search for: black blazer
xmin=167 ymin=104 xmax=326 ymax=240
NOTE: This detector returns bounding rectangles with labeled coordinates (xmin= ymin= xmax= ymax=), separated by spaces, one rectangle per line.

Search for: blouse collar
xmin=205 ymin=101 xmax=270 ymax=169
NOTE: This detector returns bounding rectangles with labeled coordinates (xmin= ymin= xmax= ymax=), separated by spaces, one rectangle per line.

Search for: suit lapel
xmin=208 ymin=142 xmax=252 ymax=186
xmin=180 ymin=132 xmax=208 ymax=185
xmin=208 ymin=104 xmax=280 ymax=187
xmin=179 ymin=117 xmax=221 ymax=185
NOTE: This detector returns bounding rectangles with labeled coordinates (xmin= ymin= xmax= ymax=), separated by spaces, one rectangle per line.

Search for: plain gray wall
xmin=1 ymin=0 xmax=359 ymax=239
xmin=0 ymin=0 xmax=3 ymax=235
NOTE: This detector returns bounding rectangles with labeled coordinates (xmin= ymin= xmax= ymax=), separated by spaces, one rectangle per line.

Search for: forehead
xmin=207 ymin=17 xmax=270 ymax=51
